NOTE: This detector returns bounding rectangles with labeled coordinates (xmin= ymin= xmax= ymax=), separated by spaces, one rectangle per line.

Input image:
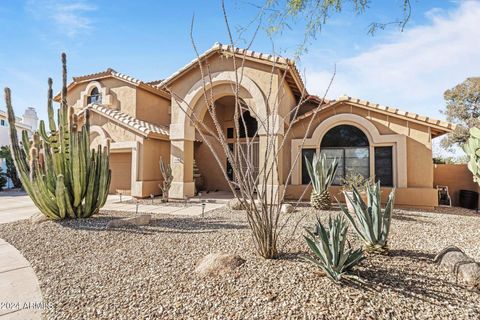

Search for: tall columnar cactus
xmin=463 ymin=127 xmax=480 ymax=185
xmin=3 ymin=53 xmax=111 ymax=220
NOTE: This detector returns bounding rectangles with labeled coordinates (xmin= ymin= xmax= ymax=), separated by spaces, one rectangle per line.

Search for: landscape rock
xmin=29 ymin=212 xmax=49 ymax=225
xmin=194 ymin=253 xmax=245 ymax=276
xmin=106 ymin=214 xmax=151 ymax=229
xmin=281 ymin=203 xmax=294 ymax=214
xmin=227 ymin=199 xmax=244 ymax=210
xmin=435 ymin=246 xmax=480 ymax=288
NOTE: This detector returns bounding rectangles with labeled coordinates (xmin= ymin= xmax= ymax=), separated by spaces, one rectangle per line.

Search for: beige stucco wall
xmin=285 ymin=101 xmax=438 ymax=208
xmin=433 ymin=164 xmax=479 ymax=206
xmin=135 ymin=88 xmax=171 ymax=127
xmin=66 ymin=78 xmax=136 ymax=116
xmin=134 ymin=139 xmax=171 ymax=197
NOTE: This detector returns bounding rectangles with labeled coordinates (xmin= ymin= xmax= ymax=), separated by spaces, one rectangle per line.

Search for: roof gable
xmin=157 ymin=43 xmax=306 ymax=99
xmin=54 ymin=68 xmax=170 ymax=101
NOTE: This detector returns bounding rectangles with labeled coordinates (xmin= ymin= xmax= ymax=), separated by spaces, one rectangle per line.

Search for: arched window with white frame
xmin=87 ymin=87 xmax=101 ymax=105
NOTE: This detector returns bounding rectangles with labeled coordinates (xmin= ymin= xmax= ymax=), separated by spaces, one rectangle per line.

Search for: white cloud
xmin=304 ymin=1 xmax=480 ymax=119
xmin=26 ymin=0 xmax=96 ymax=37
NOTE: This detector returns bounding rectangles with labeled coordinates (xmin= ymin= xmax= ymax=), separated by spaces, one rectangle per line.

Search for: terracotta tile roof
xmin=293 ymin=95 xmax=456 ymax=136
xmin=54 ymin=69 xmax=170 ymax=101
xmin=157 ymin=42 xmax=306 ymax=98
xmin=85 ymin=104 xmax=169 ymax=140
xmin=146 ymin=79 xmax=163 ymax=86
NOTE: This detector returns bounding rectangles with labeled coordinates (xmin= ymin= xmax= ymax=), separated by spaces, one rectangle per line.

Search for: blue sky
xmin=0 ymin=0 xmax=478 ymax=137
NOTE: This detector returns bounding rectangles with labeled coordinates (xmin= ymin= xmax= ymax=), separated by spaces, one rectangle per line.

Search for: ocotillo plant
xmin=464 ymin=127 xmax=480 ymax=185
xmin=159 ymin=156 xmax=173 ymax=202
xmin=4 ymin=53 xmax=111 ymax=219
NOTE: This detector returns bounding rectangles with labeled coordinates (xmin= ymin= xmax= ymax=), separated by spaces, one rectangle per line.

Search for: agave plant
xmin=340 ymin=181 xmax=395 ymax=254
xmin=305 ymin=153 xmax=338 ymax=210
xmin=304 ymin=215 xmax=364 ymax=283
xmin=463 ymin=127 xmax=480 ymax=185
xmin=3 ymin=53 xmax=111 ymax=220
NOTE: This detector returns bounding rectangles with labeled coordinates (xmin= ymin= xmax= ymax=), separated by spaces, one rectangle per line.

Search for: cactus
xmin=463 ymin=127 xmax=480 ymax=185
xmin=3 ymin=53 xmax=111 ymax=220
xmin=159 ymin=156 xmax=173 ymax=202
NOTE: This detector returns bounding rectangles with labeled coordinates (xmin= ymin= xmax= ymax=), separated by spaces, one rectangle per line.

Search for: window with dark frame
xmin=319 ymin=125 xmax=370 ymax=185
xmin=301 ymin=148 xmax=316 ymax=185
xmin=374 ymin=146 xmax=394 ymax=187
xmin=227 ymin=127 xmax=234 ymax=139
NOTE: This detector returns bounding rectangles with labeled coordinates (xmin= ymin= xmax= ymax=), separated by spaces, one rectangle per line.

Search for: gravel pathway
xmin=0 ymin=206 xmax=479 ymax=319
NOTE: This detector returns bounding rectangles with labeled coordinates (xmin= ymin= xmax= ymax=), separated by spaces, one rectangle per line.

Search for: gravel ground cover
xmin=0 ymin=206 xmax=479 ymax=319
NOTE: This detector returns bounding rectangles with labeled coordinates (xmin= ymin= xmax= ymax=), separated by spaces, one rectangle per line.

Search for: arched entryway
xmin=194 ymin=95 xmax=260 ymax=192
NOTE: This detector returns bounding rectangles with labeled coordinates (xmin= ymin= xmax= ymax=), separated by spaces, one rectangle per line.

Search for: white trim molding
xmin=79 ymin=81 xmax=118 ymax=109
xmin=291 ymin=113 xmax=407 ymax=188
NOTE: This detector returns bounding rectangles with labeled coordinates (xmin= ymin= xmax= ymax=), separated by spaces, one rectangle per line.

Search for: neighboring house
xmin=54 ymin=43 xmax=454 ymax=209
xmin=0 ymin=107 xmax=38 ymax=188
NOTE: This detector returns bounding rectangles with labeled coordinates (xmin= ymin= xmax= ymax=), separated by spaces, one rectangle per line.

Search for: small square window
xmin=227 ymin=128 xmax=234 ymax=139
xmin=0 ymin=119 xmax=5 ymax=126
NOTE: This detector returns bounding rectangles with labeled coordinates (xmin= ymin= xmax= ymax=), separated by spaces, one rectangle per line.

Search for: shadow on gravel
xmin=387 ymin=249 xmax=436 ymax=261
xmin=392 ymin=212 xmax=433 ymax=223
xmin=60 ymin=216 xmax=248 ymax=235
xmin=347 ymin=263 xmax=470 ymax=306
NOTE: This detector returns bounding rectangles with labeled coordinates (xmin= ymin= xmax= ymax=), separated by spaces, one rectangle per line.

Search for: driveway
xmin=0 ymin=191 xmax=38 ymax=224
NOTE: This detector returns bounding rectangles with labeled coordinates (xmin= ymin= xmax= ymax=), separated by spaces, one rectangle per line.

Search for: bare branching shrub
xmin=165 ymin=1 xmax=334 ymax=259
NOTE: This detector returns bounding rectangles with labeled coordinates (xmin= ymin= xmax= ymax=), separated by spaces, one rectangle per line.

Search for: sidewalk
xmin=103 ymin=195 xmax=226 ymax=216
xmin=0 ymin=239 xmax=43 ymax=319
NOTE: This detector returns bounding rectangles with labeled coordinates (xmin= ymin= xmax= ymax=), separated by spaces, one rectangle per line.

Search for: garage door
xmin=109 ymin=152 xmax=132 ymax=194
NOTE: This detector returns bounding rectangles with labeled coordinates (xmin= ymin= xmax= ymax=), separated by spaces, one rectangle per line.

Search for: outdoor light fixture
xmin=201 ymin=200 xmax=206 ymax=218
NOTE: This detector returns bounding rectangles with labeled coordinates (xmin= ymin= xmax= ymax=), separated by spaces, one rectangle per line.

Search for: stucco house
xmin=54 ymin=43 xmax=455 ymax=209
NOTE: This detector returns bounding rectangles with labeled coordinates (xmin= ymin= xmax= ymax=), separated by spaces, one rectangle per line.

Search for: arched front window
xmin=320 ymin=124 xmax=370 ymax=185
xmin=87 ymin=87 xmax=101 ymax=104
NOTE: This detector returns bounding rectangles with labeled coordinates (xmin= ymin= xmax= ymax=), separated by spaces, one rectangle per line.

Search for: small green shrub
xmin=340 ymin=181 xmax=395 ymax=254
xmin=304 ymin=215 xmax=364 ymax=283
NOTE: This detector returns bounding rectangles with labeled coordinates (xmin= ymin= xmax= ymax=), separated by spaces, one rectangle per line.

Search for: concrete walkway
xmin=0 ymin=191 xmax=39 ymax=224
xmin=0 ymin=239 xmax=43 ymax=319
xmin=103 ymin=195 xmax=226 ymax=217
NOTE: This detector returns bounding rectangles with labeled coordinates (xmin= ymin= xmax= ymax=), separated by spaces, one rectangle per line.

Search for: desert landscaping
xmin=0 ymin=205 xmax=479 ymax=319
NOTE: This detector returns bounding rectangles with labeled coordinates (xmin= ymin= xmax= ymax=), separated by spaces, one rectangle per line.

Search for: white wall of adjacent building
xmin=0 ymin=107 xmax=38 ymax=189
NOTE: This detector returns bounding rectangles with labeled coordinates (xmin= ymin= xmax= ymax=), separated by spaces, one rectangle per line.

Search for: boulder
xmin=227 ymin=199 xmax=244 ymax=210
xmin=195 ymin=253 xmax=245 ymax=276
xmin=281 ymin=203 xmax=294 ymax=214
xmin=435 ymin=246 xmax=480 ymax=289
xmin=106 ymin=214 xmax=151 ymax=229
xmin=29 ymin=212 xmax=49 ymax=225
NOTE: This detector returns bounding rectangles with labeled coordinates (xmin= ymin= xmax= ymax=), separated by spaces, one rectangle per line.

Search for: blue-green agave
xmin=304 ymin=215 xmax=364 ymax=283
xmin=340 ymin=181 xmax=395 ymax=254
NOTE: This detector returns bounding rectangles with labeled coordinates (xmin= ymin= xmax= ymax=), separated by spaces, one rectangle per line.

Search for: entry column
xmin=169 ymin=123 xmax=195 ymax=199
xmin=258 ymin=115 xmax=285 ymax=204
